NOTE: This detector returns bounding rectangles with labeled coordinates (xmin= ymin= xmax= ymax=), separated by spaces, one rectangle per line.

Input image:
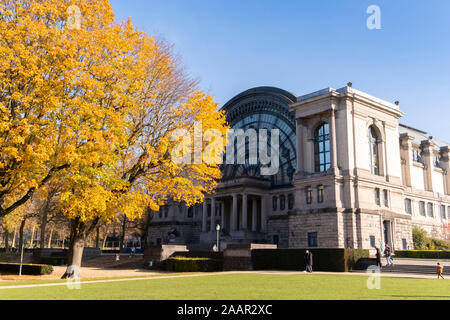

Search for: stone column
xmin=221 ymin=202 xmax=226 ymax=230
xmin=252 ymin=198 xmax=258 ymax=232
xmin=440 ymin=146 xmax=450 ymax=195
xmin=210 ymin=197 xmax=216 ymax=232
xmin=400 ymin=133 xmax=414 ymax=187
xmin=421 ymin=140 xmax=434 ymax=192
xmin=231 ymin=194 xmax=238 ymax=231
xmin=329 ymin=108 xmax=338 ymax=172
xmin=242 ymin=194 xmax=248 ymax=230
xmin=202 ymin=199 xmax=208 ymax=232
xmin=295 ymin=118 xmax=305 ymax=177
xmin=261 ymin=196 xmax=267 ymax=232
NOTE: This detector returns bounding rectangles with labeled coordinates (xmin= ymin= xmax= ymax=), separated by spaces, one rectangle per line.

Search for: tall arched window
xmin=369 ymin=126 xmax=380 ymax=175
xmin=314 ymin=123 xmax=330 ymax=173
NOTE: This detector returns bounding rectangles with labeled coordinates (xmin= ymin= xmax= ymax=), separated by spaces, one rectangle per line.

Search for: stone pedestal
xmin=143 ymin=244 xmax=188 ymax=269
xmin=223 ymin=243 xmax=277 ymax=271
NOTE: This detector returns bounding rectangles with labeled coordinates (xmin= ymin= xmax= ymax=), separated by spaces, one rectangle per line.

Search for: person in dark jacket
xmin=304 ymin=250 xmax=313 ymax=273
xmin=375 ymin=246 xmax=382 ymax=268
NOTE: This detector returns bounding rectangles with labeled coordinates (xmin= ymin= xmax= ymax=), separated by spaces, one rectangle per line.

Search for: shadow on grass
xmin=382 ymin=295 xmax=450 ymax=299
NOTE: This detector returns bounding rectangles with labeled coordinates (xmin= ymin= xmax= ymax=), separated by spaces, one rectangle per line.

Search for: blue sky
xmin=110 ymin=0 xmax=450 ymax=142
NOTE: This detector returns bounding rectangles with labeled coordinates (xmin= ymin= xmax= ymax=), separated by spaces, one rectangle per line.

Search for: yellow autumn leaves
xmin=0 ymin=0 xmax=228 ymax=226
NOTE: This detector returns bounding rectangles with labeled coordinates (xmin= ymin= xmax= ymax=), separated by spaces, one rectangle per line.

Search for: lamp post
xmin=216 ymin=224 xmax=221 ymax=252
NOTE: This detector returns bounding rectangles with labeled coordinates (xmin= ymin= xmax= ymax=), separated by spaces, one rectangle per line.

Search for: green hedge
xmin=165 ymin=257 xmax=222 ymax=272
xmin=38 ymin=257 xmax=66 ymax=266
xmin=394 ymin=250 xmax=450 ymax=259
xmin=0 ymin=263 xmax=53 ymax=275
xmin=251 ymin=248 xmax=370 ymax=272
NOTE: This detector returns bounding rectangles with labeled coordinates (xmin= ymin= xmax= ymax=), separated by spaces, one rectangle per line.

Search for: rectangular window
xmin=370 ymin=236 xmax=376 ymax=248
xmin=419 ymin=201 xmax=426 ymax=216
xmin=427 ymin=203 xmax=434 ymax=218
xmin=440 ymin=205 xmax=446 ymax=220
xmin=383 ymin=190 xmax=389 ymax=207
xmin=434 ymin=156 xmax=441 ymax=168
xmin=317 ymin=185 xmax=324 ymax=203
xmin=308 ymin=232 xmax=318 ymax=248
xmin=375 ymin=188 xmax=381 ymax=206
xmin=412 ymin=149 xmax=422 ymax=163
xmin=404 ymin=199 xmax=412 ymax=214
xmin=306 ymin=187 xmax=313 ymax=205
xmin=402 ymin=239 xmax=407 ymax=250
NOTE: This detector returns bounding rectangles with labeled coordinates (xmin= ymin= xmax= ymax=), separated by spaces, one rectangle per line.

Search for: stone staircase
xmin=357 ymin=258 xmax=450 ymax=276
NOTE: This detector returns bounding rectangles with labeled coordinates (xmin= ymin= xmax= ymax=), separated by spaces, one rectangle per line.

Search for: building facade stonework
xmin=148 ymin=85 xmax=450 ymax=251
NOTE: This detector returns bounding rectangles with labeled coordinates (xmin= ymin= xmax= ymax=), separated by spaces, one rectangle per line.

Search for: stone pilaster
xmin=440 ymin=146 xmax=450 ymax=195
xmin=231 ymin=194 xmax=238 ymax=231
xmin=241 ymin=194 xmax=248 ymax=230
xmin=210 ymin=197 xmax=216 ymax=232
xmin=421 ymin=140 xmax=435 ymax=192
xmin=399 ymin=133 xmax=414 ymax=187
xmin=295 ymin=118 xmax=305 ymax=178
xmin=202 ymin=199 xmax=208 ymax=232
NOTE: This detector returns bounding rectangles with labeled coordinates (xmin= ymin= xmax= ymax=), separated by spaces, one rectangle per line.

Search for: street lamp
xmin=216 ymin=224 xmax=221 ymax=252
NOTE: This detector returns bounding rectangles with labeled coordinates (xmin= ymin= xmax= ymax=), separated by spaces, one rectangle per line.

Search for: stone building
xmin=148 ymin=84 xmax=450 ymax=251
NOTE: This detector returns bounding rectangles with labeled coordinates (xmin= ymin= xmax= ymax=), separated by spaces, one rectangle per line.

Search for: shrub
xmin=394 ymin=250 xmax=450 ymax=259
xmin=39 ymin=257 xmax=66 ymax=266
xmin=165 ymin=257 xmax=222 ymax=272
xmin=412 ymin=226 xmax=428 ymax=250
xmin=0 ymin=263 xmax=53 ymax=275
xmin=251 ymin=248 xmax=370 ymax=272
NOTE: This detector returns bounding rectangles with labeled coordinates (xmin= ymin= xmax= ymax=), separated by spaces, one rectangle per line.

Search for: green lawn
xmin=0 ymin=273 xmax=449 ymax=300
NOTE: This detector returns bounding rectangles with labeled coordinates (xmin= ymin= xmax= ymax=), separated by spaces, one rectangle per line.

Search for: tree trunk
xmin=102 ymin=229 xmax=107 ymax=249
xmin=18 ymin=219 xmax=26 ymax=254
xmin=40 ymin=209 xmax=48 ymax=250
xmin=11 ymin=228 xmax=16 ymax=249
xmin=61 ymin=218 xmax=99 ymax=279
xmin=47 ymin=227 xmax=53 ymax=248
xmin=29 ymin=226 xmax=35 ymax=248
xmin=95 ymin=226 xmax=100 ymax=248
xmin=119 ymin=215 xmax=127 ymax=252
xmin=4 ymin=230 xmax=9 ymax=252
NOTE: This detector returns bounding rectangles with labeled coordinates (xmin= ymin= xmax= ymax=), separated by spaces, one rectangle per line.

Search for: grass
xmin=0 ymin=273 xmax=449 ymax=300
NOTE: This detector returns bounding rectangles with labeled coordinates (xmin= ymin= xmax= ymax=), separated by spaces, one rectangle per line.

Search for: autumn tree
xmin=1 ymin=0 xmax=228 ymax=276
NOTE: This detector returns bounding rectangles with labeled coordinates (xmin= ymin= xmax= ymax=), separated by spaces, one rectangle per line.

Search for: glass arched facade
xmin=220 ymin=87 xmax=297 ymax=187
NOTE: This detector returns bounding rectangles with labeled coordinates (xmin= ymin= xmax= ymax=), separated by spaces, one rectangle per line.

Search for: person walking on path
xmin=384 ymin=244 xmax=394 ymax=268
xmin=437 ymin=263 xmax=445 ymax=279
xmin=375 ymin=246 xmax=382 ymax=268
xmin=304 ymin=250 xmax=313 ymax=273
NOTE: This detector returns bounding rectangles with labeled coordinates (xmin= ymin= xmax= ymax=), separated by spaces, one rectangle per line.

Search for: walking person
xmin=384 ymin=244 xmax=394 ymax=268
xmin=437 ymin=263 xmax=445 ymax=279
xmin=304 ymin=250 xmax=313 ymax=273
xmin=375 ymin=246 xmax=382 ymax=268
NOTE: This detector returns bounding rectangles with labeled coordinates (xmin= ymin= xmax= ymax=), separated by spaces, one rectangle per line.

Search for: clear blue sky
xmin=110 ymin=0 xmax=450 ymax=142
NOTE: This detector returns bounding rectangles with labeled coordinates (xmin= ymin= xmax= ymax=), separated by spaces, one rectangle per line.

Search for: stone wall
xmin=267 ymin=215 xmax=289 ymax=248
xmin=222 ymin=244 xmax=277 ymax=271
xmin=288 ymin=210 xmax=339 ymax=248
xmin=147 ymin=221 xmax=200 ymax=245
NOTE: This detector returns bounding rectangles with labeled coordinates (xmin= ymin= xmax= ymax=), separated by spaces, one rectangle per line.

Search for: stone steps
xmin=380 ymin=264 xmax=447 ymax=275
